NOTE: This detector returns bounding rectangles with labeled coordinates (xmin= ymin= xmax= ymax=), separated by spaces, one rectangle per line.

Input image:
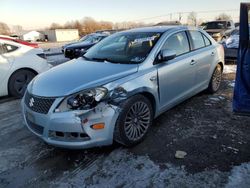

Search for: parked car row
xmin=21 ymin=26 xmax=224 ymax=149
xmin=202 ymin=20 xmax=235 ymax=42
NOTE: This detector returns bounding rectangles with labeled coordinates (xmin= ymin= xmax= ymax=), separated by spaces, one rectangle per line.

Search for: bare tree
xmin=47 ymin=17 xmax=145 ymax=35
xmin=215 ymin=13 xmax=232 ymax=21
xmin=12 ymin=25 xmax=23 ymax=35
xmin=187 ymin=12 xmax=198 ymax=26
xmin=49 ymin=23 xmax=63 ymax=29
xmin=0 ymin=22 xmax=10 ymax=35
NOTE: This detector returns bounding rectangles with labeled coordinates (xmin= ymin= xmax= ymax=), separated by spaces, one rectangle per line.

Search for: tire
xmin=114 ymin=94 xmax=153 ymax=147
xmin=207 ymin=64 xmax=222 ymax=94
xmin=8 ymin=69 xmax=36 ymax=98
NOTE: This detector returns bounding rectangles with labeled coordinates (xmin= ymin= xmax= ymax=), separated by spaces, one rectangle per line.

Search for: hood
xmin=205 ymin=29 xmax=226 ymax=34
xmin=28 ymin=58 xmax=138 ymax=97
xmin=66 ymin=41 xmax=94 ymax=49
xmin=63 ymin=42 xmax=78 ymax=48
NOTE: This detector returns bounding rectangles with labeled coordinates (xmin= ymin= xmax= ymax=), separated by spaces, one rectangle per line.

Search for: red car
xmin=0 ymin=36 xmax=38 ymax=48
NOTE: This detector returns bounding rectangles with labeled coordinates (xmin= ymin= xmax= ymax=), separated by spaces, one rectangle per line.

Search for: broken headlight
xmin=55 ymin=87 xmax=108 ymax=112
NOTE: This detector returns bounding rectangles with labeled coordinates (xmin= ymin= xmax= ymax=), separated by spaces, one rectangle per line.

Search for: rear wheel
xmin=8 ymin=70 xmax=36 ymax=98
xmin=207 ymin=64 xmax=222 ymax=93
xmin=114 ymin=95 xmax=153 ymax=147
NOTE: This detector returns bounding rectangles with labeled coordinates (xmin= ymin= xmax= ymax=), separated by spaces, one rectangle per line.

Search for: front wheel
xmin=207 ymin=64 xmax=222 ymax=93
xmin=8 ymin=70 xmax=36 ymax=98
xmin=114 ymin=95 xmax=153 ymax=147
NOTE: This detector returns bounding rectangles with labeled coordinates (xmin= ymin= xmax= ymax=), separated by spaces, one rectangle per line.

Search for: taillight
xmin=37 ymin=53 xmax=47 ymax=59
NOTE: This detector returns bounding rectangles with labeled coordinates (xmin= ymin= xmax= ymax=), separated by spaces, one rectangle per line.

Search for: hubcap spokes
xmin=14 ymin=74 xmax=33 ymax=95
xmin=212 ymin=68 xmax=222 ymax=91
xmin=124 ymin=102 xmax=150 ymax=141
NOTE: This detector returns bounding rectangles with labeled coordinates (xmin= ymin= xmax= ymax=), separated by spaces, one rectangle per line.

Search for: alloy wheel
xmin=124 ymin=101 xmax=151 ymax=141
xmin=212 ymin=66 xmax=222 ymax=92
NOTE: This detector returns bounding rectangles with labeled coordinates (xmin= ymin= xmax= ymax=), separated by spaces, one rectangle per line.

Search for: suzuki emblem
xmin=29 ymin=98 xmax=35 ymax=107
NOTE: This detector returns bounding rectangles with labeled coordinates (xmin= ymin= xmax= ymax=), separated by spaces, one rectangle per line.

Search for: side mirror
xmin=157 ymin=49 xmax=176 ymax=63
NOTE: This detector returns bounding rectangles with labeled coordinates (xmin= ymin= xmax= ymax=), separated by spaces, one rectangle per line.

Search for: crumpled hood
xmin=28 ymin=58 xmax=138 ymax=97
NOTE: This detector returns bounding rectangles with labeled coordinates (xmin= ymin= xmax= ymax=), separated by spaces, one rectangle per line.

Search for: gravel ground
xmin=0 ymin=64 xmax=250 ymax=188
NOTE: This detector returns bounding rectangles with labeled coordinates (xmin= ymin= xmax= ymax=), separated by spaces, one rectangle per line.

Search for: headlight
xmin=213 ymin=33 xmax=221 ymax=37
xmin=55 ymin=87 xmax=108 ymax=112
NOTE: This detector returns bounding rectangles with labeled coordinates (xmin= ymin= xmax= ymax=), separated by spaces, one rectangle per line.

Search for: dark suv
xmin=203 ymin=20 xmax=235 ymax=41
xmin=64 ymin=33 xmax=108 ymax=59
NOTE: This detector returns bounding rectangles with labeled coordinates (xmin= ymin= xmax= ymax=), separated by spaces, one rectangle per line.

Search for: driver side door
xmin=157 ymin=31 xmax=197 ymax=111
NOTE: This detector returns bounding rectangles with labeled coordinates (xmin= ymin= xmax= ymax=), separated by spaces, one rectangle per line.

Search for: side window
xmin=3 ymin=43 xmax=18 ymax=53
xmin=202 ymin=34 xmax=212 ymax=46
xmin=162 ymin=32 xmax=190 ymax=56
xmin=189 ymin=31 xmax=206 ymax=50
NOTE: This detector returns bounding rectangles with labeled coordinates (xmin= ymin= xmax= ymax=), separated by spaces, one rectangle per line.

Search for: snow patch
xmin=228 ymin=80 xmax=235 ymax=87
xmin=226 ymin=163 xmax=250 ymax=188
xmin=51 ymin=149 xmax=228 ymax=187
xmin=223 ymin=65 xmax=237 ymax=74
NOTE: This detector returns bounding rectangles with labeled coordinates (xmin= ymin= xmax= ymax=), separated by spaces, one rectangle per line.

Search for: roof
xmin=123 ymin=26 xmax=189 ymax=33
xmin=89 ymin=33 xmax=109 ymax=37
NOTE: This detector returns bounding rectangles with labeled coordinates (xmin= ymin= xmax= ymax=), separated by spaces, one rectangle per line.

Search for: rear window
xmin=202 ymin=34 xmax=212 ymax=46
xmin=189 ymin=31 xmax=206 ymax=50
xmin=3 ymin=43 xmax=18 ymax=53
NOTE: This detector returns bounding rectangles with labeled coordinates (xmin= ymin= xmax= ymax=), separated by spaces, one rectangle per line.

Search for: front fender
xmin=104 ymin=68 xmax=160 ymax=117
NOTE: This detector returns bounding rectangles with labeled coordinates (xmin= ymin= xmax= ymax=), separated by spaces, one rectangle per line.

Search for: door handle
xmin=211 ymin=52 xmax=215 ymax=56
xmin=190 ymin=60 xmax=196 ymax=65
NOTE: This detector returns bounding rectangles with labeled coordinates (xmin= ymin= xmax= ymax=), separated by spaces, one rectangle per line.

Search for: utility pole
xmin=179 ymin=13 xmax=182 ymax=22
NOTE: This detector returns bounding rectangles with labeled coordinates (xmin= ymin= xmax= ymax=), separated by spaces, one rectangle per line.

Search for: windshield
xmin=79 ymin=35 xmax=104 ymax=43
xmin=84 ymin=32 xmax=162 ymax=64
xmin=203 ymin=21 xmax=227 ymax=30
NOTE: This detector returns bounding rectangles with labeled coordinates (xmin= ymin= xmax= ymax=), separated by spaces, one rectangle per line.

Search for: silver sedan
xmin=21 ymin=26 xmax=224 ymax=149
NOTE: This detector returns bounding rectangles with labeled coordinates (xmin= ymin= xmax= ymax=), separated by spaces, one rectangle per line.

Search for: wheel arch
xmin=218 ymin=61 xmax=224 ymax=72
xmin=138 ymin=91 xmax=156 ymax=117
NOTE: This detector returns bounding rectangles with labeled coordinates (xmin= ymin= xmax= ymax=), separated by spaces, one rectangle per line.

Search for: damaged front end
xmin=21 ymin=85 xmax=130 ymax=149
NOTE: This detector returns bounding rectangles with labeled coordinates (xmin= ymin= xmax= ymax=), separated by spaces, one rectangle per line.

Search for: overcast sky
xmin=0 ymin=0 xmax=243 ymax=29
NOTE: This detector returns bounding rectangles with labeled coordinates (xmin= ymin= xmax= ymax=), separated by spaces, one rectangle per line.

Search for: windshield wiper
xmin=91 ymin=57 xmax=119 ymax=64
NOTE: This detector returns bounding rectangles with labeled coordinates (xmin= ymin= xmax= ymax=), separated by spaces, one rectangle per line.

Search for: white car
xmin=0 ymin=39 xmax=51 ymax=97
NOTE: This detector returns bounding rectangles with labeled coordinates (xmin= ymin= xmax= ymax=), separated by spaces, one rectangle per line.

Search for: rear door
xmin=0 ymin=43 xmax=13 ymax=95
xmin=188 ymin=30 xmax=216 ymax=89
xmin=157 ymin=31 xmax=196 ymax=110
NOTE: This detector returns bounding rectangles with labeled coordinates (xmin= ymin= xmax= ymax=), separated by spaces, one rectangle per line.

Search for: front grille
xmin=65 ymin=49 xmax=74 ymax=58
xmin=26 ymin=118 xmax=44 ymax=135
xmin=25 ymin=92 xmax=55 ymax=114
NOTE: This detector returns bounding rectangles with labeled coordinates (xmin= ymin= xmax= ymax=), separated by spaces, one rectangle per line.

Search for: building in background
xmin=21 ymin=31 xmax=45 ymax=41
xmin=42 ymin=29 xmax=79 ymax=42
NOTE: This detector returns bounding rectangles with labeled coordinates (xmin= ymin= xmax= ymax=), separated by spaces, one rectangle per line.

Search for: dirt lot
xmin=0 ymin=66 xmax=250 ymax=188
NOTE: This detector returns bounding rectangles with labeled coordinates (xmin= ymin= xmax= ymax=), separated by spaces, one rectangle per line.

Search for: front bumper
xmin=21 ymin=98 xmax=119 ymax=149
